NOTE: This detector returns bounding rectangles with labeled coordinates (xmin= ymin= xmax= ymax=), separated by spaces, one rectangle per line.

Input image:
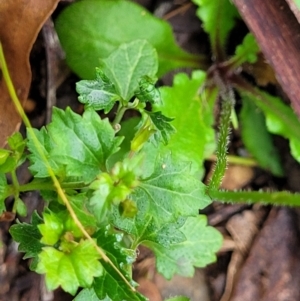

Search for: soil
xmin=1 ymin=1 xmax=300 ymax=301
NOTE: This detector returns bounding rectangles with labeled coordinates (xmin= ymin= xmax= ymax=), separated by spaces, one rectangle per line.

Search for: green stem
xmin=5 ymin=179 xmax=88 ymax=200
xmin=112 ymin=98 xmax=140 ymax=128
xmin=19 ymin=179 xmax=87 ymax=193
xmin=208 ymin=78 xmax=235 ymax=191
xmin=209 ymin=189 xmax=300 ymax=207
xmin=11 ymin=169 xmax=19 ymax=213
xmin=112 ymin=103 xmax=127 ymax=127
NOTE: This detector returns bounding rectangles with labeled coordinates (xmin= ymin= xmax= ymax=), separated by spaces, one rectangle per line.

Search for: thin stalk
xmin=112 ymin=98 xmax=140 ymax=128
xmin=19 ymin=180 xmax=87 ymax=193
xmin=11 ymin=169 xmax=19 ymax=213
xmin=209 ymin=189 xmax=300 ymax=207
xmin=5 ymin=180 xmax=87 ymax=199
xmin=0 ymin=43 xmax=135 ymax=292
xmin=207 ymin=77 xmax=235 ymax=191
xmin=112 ymin=102 xmax=127 ymax=127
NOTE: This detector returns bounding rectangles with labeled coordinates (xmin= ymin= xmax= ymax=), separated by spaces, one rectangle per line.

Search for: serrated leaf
xmin=147 ymin=111 xmax=175 ymax=145
xmin=240 ymin=95 xmax=283 ymax=176
xmin=88 ymin=158 xmax=141 ymax=223
xmin=27 ymin=127 xmax=63 ymax=178
xmin=93 ymin=227 xmax=146 ymax=301
xmin=36 ymin=240 xmax=103 ymax=295
xmin=232 ymin=33 xmax=260 ymax=66
xmin=7 ymin=132 xmax=26 ymax=153
xmin=0 ymin=134 xmax=26 ymax=174
xmin=154 ymin=71 xmax=217 ymax=175
xmin=9 ymin=211 xmax=44 ymax=269
xmin=132 ymin=155 xmax=211 ymax=226
xmin=38 ymin=211 xmax=65 ymax=245
xmin=69 ymin=194 xmax=97 ymax=231
xmin=55 ymin=0 xmax=202 ymax=79
xmin=76 ymin=68 xmax=120 ymax=113
xmin=147 ymin=216 xmax=222 ymax=279
xmin=0 ymin=132 xmax=27 ymax=173
xmin=27 ymin=107 xmax=123 ymax=182
xmin=0 ymin=149 xmax=10 ymax=165
xmin=0 ymin=173 xmax=8 ymax=213
xmin=102 ymin=40 xmax=158 ymax=101
xmin=112 ymin=208 xmax=186 ymax=248
xmin=135 ymin=75 xmax=162 ymax=105
xmin=238 ymin=87 xmax=300 ymax=164
xmin=192 ymin=0 xmax=239 ymax=55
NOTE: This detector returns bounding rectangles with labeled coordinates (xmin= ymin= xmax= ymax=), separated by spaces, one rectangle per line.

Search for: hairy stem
xmin=208 ymin=78 xmax=235 ymax=191
xmin=210 ymin=189 xmax=300 ymax=207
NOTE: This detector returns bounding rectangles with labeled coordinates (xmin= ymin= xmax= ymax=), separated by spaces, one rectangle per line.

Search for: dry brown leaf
xmin=0 ymin=0 xmax=60 ymax=146
xmin=244 ymin=54 xmax=277 ymax=87
xmin=221 ymin=165 xmax=254 ymax=190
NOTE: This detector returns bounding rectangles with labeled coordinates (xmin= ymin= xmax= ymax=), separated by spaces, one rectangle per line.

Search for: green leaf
xmin=130 ymin=114 xmax=156 ymax=153
xmin=7 ymin=132 xmax=26 ymax=154
xmin=0 ymin=149 xmax=10 ymax=165
xmin=147 ymin=111 xmax=175 ymax=145
xmin=154 ymin=71 xmax=217 ymax=175
xmin=135 ymin=75 xmax=162 ymax=105
xmin=232 ymin=33 xmax=260 ymax=66
xmin=76 ymin=68 xmax=120 ymax=113
xmin=27 ymin=127 xmax=62 ymax=178
xmin=240 ymin=96 xmax=283 ymax=176
xmin=36 ymin=240 xmax=103 ymax=295
xmin=147 ymin=216 xmax=222 ymax=279
xmin=192 ymin=0 xmax=239 ymax=56
xmin=0 ymin=173 xmax=8 ymax=213
xmin=69 ymin=194 xmax=97 ymax=232
xmin=102 ymin=40 xmax=158 ymax=101
xmin=27 ymin=107 xmax=123 ymax=182
xmin=112 ymin=208 xmax=186 ymax=248
xmin=74 ymin=288 xmax=103 ymax=301
xmin=38 ymin=211 xmax=65 ymax=245
xmin=238 ymin=87 xmax=300 ymax=164
xmin=132 ymin=155 xmax=211 ymax=226
xmin=93 ymin=227 xmax=146 ymax=301
xmin=15 ymin=198 xmax=27 ymax=217
xmin=55 ymin=0 xmax=203 ymax=79
xmin=38 ymin=207 xmax=89 ymax=246
xmin=107 ymin=117 xmax=140 ymax=167
xmin=0 ymin=133 xmax=26 ymax=173
xmin=88 ymin=158 xmax=141 ymax=223
xmin=9 ymin=211 xmax=44 ymax=269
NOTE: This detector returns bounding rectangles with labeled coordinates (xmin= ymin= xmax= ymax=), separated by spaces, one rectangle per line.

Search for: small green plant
xmin=2 ymin=1 xmax=300 ymax=300
xmin=0 ymin=40 xmax=222 ymax=300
